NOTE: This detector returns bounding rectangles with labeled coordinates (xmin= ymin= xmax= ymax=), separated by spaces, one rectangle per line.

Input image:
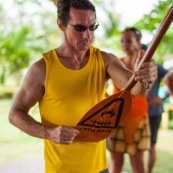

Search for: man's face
xmin=64 ymin=8 xmax=96 ymax=51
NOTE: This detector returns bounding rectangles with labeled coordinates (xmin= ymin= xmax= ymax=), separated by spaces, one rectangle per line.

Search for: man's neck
xmin=56 ymin=45 xmax=90 ymax=70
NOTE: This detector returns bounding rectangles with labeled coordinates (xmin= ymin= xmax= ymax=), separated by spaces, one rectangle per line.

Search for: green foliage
xmin=93 ymin=0 xmax=122 ymax=56
xmin=0 ymin=0 xmax=59 ymax=85
xmin=0 ymin=26 xmax=31 ymax=74
xmin=134 ymin=0 xmax=173 ymax=63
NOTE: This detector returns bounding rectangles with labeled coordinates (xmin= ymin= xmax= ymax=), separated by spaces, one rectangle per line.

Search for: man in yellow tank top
xmin=9 ymin=0 xmax=158 ymax=172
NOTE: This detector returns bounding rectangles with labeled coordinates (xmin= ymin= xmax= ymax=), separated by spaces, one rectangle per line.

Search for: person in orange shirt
xmin=107 ymin=27 xmax=150 ymax=173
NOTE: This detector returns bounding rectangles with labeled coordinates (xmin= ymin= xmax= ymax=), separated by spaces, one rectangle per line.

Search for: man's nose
xmin=83 ymin=28 xmax=92 ymax=38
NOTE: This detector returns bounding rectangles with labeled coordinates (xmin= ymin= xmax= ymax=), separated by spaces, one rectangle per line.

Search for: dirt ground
xmin=0 ymin=158 xmax=44 ymax=173
xmin=0 ymin=158 xmax=130 ymax=173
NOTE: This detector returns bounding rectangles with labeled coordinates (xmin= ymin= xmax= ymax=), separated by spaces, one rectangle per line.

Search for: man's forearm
xmin=9 ymin=110 xmax=46 ymax=139
xmin=131 ymin=82 xmax=147 ymax=96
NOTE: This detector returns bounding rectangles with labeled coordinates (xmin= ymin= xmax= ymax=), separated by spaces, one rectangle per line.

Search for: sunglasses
xmin=68 ymin=22 xmax=99 ymax=32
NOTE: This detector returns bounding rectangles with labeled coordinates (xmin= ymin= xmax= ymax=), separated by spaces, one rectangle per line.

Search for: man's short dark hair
xmin=57 ymin=0 xmax=96 ymax=26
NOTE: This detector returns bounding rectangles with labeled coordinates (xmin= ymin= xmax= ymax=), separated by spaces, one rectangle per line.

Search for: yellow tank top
xmin=39 ymin=46 xmax=107 ymax=173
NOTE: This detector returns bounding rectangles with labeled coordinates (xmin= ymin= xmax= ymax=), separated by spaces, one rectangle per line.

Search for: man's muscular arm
xmin=9 ymin=58 xmax=79 ymax=144
xmin=102 ymin=51 xmax=157 ymax=96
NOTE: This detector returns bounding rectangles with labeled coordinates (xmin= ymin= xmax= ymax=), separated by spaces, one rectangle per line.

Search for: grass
xmin=0 ymin=99 xmax=173 ymax=173
xmin=0 ymin=99 xmax=43 ymax=162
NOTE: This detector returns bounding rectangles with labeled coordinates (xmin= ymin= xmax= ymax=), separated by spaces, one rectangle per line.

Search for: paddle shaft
xmin=124 ymin=4 xmax=173 ymax=91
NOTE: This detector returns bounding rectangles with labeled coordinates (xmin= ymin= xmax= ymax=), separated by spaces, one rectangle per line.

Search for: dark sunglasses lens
xmin=74 ymin=25 xmax=87 ymax=32
xmin=73 ymin=23 xmax=99 ymax=32
xmin=89 ymin=24 xmax=99 ymax=31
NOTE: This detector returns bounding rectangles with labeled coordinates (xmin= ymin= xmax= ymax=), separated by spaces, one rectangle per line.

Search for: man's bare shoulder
xmin=100 ymin=50 xmax=122 ymax=69
xmin=25 ymin=58 xmax=46 ymax=86
xmin=30 ymin=58 xmax=45 ymax=72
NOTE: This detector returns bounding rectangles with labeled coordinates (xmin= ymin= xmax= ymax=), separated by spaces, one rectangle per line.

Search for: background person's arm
xmin=164 ymin=69 xmax=173 ymax=95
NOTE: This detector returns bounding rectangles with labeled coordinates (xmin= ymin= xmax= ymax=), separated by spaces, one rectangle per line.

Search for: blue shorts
xmin=149 ymin=115 xmax=162 ymax=144
xmin=99 ymin=169 xmax=109 ymax=173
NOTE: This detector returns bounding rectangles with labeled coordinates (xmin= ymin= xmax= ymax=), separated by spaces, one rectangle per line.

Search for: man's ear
xmin=57 ymin=19 xmax=65 ymax=31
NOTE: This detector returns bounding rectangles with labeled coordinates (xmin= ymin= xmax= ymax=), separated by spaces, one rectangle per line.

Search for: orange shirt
xmin=112 ymin=58 xmax=149 ymax=144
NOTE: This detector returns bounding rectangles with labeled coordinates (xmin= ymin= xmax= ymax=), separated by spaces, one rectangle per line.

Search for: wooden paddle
xmin=74 ymin=4 xmax=173 ymax=142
